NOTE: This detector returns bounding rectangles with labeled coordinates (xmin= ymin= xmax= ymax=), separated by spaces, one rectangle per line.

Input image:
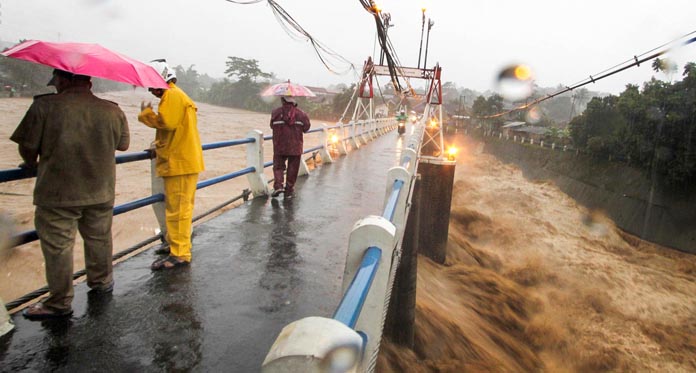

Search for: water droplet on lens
xmin=525 ymin=106 xmax=541 ymax=124
xmin=496 ymin=64 xmax=534 ymax=101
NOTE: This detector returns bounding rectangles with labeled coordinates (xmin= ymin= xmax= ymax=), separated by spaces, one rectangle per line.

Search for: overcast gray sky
xmin=2 ymin=0 xmax=695 ymax=94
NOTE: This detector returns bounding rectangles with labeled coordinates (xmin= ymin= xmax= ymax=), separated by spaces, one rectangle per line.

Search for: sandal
xmin=22 ymin=302 xmax=73 ymax=321
xmin=151 ymin=256 xmax=189 ymax=271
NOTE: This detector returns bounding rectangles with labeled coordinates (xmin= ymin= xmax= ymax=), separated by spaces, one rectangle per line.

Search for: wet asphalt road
xmin=0 ymin=131 xmax=405 ymax=372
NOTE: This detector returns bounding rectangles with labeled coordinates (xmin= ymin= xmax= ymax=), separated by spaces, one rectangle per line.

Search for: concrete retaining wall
xmin=482 ymin=137 xmax=696 ymax=253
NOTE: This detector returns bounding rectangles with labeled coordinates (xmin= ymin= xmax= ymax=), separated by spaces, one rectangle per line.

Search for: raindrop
xmin=261 ymin=95 xmax=276 ymax=104
xmin=525 ymin=106 xmax=541 ymax=124
xmin=496 ymin=64 xmax=534 ymax=101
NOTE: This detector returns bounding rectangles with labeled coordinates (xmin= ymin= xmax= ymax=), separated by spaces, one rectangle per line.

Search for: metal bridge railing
xmin=1 ymin=117 xmax=396 ymax=315
xmin=262 ymin=112 xmax=428 ymax=373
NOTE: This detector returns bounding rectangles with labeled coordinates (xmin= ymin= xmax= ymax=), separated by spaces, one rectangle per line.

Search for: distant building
xmin=305 ymin=86 xmax=339 ymax=104
xmin=375 ymin=104 xmax=389 ymax=118
xmin=510 ymin=125 xmax=550 ymax=142
xmin=501 ymin=121 xmax=525 ymax=137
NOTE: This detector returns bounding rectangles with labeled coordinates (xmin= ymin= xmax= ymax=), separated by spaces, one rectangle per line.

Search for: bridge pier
xmin=413 ymin=157 xmax=456 ymax=264
xmin=384 ymin=175 xmax=420 ymax=348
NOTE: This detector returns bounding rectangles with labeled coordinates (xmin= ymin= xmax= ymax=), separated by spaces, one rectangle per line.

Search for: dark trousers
xmin=34 ymin=202 xmax=114 ymax=311
xmin=273 ymin=154 xmax=301 ymax=193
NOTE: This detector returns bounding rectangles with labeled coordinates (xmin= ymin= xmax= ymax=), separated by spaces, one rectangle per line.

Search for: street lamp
xmin=417 ymin=7 xmax=426 ymax=68
xmin=423 ymin=19 xmax=434 ymax=69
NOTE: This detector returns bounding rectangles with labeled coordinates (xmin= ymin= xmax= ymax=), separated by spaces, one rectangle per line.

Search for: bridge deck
xmin=0 ymin=132 xmax=405 ymax=372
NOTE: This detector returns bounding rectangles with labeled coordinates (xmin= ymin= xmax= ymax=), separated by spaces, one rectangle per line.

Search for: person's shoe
xmin=89 ymin=281 xmax=114 ymax=294
xmin=271 ymin=188 xmax=284 ymax=197
xmin=284 ymin=192 xmax=295 ymax=200
xmin=154 ymin=243 xmax=170 ymax=255
xmin=151 ymin=256 xmax=190 ymax=271
xmin=22 ymin=302 xmax=73 ymax=321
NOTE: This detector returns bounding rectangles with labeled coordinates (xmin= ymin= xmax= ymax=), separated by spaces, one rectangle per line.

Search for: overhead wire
xmin=225 ymin=0 xmax=357 ymax=77
xmin=479 ymin=31 xmax=696 ymax=119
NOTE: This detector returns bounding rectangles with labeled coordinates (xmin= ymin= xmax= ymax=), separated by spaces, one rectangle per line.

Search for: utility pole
xmin=423 ymin=19 xmax=434 ymax=69
xmin=417 ymin=7 xmax=426 ymax=68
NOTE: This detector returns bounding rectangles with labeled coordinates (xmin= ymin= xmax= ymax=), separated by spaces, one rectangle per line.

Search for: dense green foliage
xmin=568 ymin=62 xmax=696 ymax=187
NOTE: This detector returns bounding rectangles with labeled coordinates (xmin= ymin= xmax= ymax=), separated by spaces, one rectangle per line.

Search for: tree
xmin=224 ymin=57 xmax=272 ymax=82
xmin=174 ymin=64 xmax=202 ymax=99
xmin=652 ymin=57 xmax=678 ymax=82
xmin=0 ymin=40 xmax=53 ymax=96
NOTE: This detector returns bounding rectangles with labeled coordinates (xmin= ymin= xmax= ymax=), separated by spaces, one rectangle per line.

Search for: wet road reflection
xmin=260 ymin=199 xmax=301 ymax=313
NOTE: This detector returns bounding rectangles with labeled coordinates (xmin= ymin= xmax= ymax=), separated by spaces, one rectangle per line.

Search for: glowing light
xmin=514 ymin=65 xmax=532 ymax=81
xmin=373 ymin=2 xmax=381 ymax=12
xmin=429 ymin=119 xmax=438 ymax=129
xmin=447 ymin=146 xmax=458 ymax=161
xmin=330 ymin=134 xmax=339 ymax=143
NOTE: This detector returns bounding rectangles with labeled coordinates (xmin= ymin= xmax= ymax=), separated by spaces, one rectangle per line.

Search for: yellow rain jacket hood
xmin=138 ymin=82 xmax=205 ymax=177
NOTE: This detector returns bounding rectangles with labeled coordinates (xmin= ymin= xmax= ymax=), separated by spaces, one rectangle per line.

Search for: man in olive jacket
xmin=12 ymin=69 xmax=129 ymax=320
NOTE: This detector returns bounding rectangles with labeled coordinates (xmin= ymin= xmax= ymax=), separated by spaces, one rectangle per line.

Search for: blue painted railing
xmin=2 ymin=119 xmax=392 ymax=248
xmin=332 ymin=246 xmax=382 ymax=328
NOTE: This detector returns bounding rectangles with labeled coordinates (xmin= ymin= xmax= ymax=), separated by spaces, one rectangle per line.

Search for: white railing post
xmin=262 ymin=316 xmax=363 ymax=373
xmin=359 ymin=121 xmax=370 ymax=145
xmin=0 ymin=296 xmax=13 ymax=337
xmin=552 ymin=143 xmax=556 ymax=150
xmin=349 ymin=121 xmax=360 ymax=150
xmin=245 ymin=130 xmax=270 ymax=197
xmin=318 ymin=123 xmax=334 ymax=164
xmin=342 ymin=215 xmax=397 ymax=372
xmin=337 ymin=122 xmax=348 ymax=155
xmin=298 ymin=152 xmax=311 ymax=177
xmin=150 ymin=145 xmax=166 ymax=238
xmin=400 ymin=148 xmax=418 ymax=175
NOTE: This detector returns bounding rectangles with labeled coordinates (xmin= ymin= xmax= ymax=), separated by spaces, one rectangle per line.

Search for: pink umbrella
xmin=1 ymin=40 xmax=169 ymax=89
xmin=260 ymin=80 xmax=316 ymax=97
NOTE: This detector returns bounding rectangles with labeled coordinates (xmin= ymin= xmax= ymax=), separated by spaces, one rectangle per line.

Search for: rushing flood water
xmin=377 ymin=137 xmax=696 ymax=372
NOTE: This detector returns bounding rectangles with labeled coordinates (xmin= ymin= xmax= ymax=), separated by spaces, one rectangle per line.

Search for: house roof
xmin=512 ymin=126 xmax=550 ymax=135
xmin=502 ymin=121 xmax=526 ymax=128
xmin=305 ymin=86 xmax=339 ymax=96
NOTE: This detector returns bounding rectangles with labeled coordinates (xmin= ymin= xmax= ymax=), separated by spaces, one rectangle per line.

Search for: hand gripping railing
xmin=262 ymin=121 xmax=424 ymax=373
xmin=2 ymin=117 xmax=396 ymax=315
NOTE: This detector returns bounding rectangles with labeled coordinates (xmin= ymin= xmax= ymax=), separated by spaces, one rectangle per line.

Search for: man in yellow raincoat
xmin=138 ymin=60 xmax=204 ymax=270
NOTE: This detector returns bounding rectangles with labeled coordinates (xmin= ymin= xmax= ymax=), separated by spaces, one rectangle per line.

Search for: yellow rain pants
xmin=163 ymin=173 xmax=198 ymax=262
